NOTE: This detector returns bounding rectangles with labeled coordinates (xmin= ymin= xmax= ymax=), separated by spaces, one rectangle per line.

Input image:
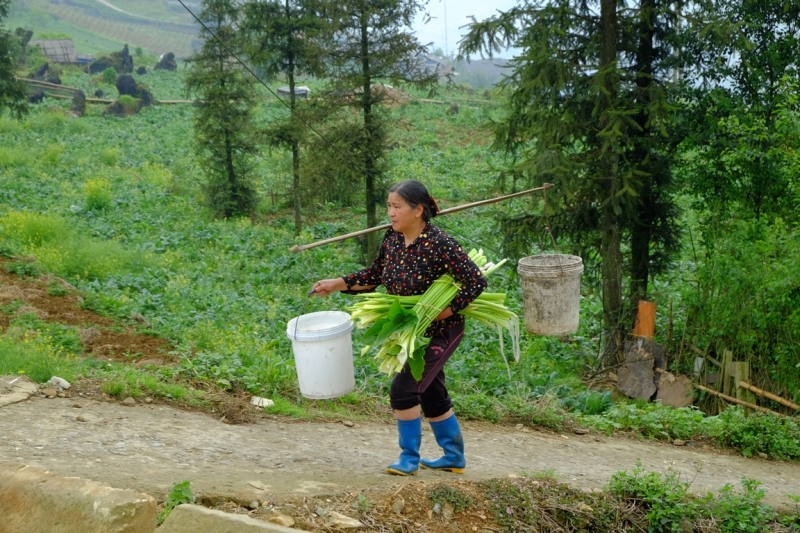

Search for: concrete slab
xmin=157 ymin=504 xmax=308 ymax=532
xmin=0 ymin=375 xmax=39 ymax=408
xmin=0 ymin=462 xmax=157 ymax=533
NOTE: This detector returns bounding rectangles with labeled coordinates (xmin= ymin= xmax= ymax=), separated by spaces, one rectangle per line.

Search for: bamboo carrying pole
xmin=289 ymin=183 xmax=555 ymax=253
xmin=738 ymin=381 xmax=799 ymax=411
xmin=695 ymin=384 xmax=785 ymax=417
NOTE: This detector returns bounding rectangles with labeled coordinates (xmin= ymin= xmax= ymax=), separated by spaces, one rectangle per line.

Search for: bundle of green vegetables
xmin=349 ymin=249 xmax=520 ymax=380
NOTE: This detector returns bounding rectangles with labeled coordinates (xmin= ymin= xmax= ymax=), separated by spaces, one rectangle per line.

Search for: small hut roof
xmin=30 ymin=39 xmax=78 ymax=64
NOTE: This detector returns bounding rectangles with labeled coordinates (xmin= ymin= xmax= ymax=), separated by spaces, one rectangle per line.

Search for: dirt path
xmin=1 ymin=395 xmax=798 ymax=508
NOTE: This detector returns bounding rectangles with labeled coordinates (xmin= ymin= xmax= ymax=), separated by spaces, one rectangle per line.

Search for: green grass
xmin=98 ymin=364 xmax=198 ymax=402
xmin=0 ymin=333 xmax=83 ymax=384
xmin=1 ymin=69 xmax=798 ymax=463
xmin=0 ymin=211 xmax=152 ymax=282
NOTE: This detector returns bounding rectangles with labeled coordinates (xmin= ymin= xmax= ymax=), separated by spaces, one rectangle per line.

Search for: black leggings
xmin=389 ymin=322 xmax=465 ymax=418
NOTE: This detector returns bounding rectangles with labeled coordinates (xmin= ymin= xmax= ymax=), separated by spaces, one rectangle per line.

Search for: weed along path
xmin=1 ymin=394 xmax=798 ymax=509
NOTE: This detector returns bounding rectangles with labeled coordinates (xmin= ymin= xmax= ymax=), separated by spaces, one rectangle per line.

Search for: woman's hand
xmin=434 ymin=306 xmax=453 ymax=321
xmin=310 ymin=278 xmax=347 ymax=297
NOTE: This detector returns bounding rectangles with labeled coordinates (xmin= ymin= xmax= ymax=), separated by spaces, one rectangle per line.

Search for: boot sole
xmin=419 ymin=465 xmax=465 ymax=474
xmin=386 ymin=468 xmax=418 ymax=476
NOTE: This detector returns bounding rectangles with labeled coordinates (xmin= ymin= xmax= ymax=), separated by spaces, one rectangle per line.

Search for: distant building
xmin=30 ymin=39 xmax=77 ymax=64
xmin=419 ymin=55 xmax=455 ymax=79
xmin=76 ymin=54 xmax=95 ymax=65
xmin=277 ymin=85 xmax=310 ymax=99
xmin=400 ymin=54 xmax=456 ymax=81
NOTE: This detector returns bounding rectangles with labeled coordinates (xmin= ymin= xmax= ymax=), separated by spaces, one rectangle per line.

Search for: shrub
xmin=711 ymin=478 xmax=775 ymax=533
xmin=99 ymin=147 xmax=121 ymax=166
xmin=427 ymin=483 xmax=474 ymax=513
xmin=482 ymin=475 xmax=621 ymax=532
xmin=102 ymin=67 xmax=117 ymax=85
xmin=581 ymin=401 xmax=705 ymax=441
xmin=703 ymin=406 xmax=800 ymax=460
xmin=40 ymin=143 xmax=65 ymax=167
xmin=681 ymin=218 xmax=800 ymax=393
xmin=84 ymin=178 xmax=113 ymax=211
xmin=608 ymin=464 xmax=700 ymax=532
xmin=0 ymin=147 xmax=34 ymax=168
xmin=35 ymin=236 xmax=145 ymax=281
xmin=0 ymin=211 xmax=149 ymax=282
xmin=4 ymin=258 xmax=43 ymax=277
xmin=0 ymin=334 xmax=81 ymax=383
xmin=0 ymin=211 xmax=69 ymax=246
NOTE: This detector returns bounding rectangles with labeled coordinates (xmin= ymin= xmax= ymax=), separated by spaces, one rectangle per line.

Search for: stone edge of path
xmin=158 ymin=504 xmax=309 ymax=532
xmin=0 ymin=462 xmax=309 ymax=533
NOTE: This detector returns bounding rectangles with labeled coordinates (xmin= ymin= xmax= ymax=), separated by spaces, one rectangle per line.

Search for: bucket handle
xmin=541 ymin=187 xmax=578 ymax=271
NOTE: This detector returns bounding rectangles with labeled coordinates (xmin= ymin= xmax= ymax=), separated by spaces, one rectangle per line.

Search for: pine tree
xmin=0 ymin=0 xmax=27 ymax=119
xmin=320 ymin=0 xmax=438 ymax=258
xmin=185 ymin=0 xmax=259 ymax=219
xmin=241 ymin=0 xmax=326 ymax=235
xmin=460 ymin=1 xmax=681 ymax=353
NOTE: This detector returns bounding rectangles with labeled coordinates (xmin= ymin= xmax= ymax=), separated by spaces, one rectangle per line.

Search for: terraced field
xmin=8 ymin=0 xmax=198 ymax=57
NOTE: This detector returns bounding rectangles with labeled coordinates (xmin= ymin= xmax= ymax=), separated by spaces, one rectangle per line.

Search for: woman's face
xmin=387 ymin=191 xmax=424 ymax=235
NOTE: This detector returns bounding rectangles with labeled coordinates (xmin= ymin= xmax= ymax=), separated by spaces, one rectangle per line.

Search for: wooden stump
xmin=656 ymin=371 xmax=694 ymax=408
xmin=617 ymin=339 xmax=657 ymax=400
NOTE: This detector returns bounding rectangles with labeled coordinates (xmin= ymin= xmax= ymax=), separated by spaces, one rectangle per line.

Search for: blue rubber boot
xmin=420 ymin=415 xmax=465 ymax=474
xmin=386 ymin=417 xmax=421 ymax=476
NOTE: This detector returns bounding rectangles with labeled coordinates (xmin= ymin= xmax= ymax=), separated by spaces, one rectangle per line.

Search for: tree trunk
xmin=360 ymin=13 xmax=379 ymax=259
xmin=224 ymin=132 xmax=235 ymax=219
xmin=629 ymin=0 xmax=657 ymax=316
xmin=599 ymin=0 xmax=622 ymax=358
xmin=287 ymin=0 xmax=301 ymax=235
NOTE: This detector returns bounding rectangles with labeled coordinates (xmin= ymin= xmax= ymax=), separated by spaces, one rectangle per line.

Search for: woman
xmin=311 ymin=180 xmax=487 ymax=476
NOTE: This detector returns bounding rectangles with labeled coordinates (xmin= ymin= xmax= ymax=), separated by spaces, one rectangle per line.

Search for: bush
xmin=703 ymin=406 xmax=800 ymax=460
xmin=681 ymin=218 xmax=800 ymax=394
xmin=581 ymin=401 xmax=705 ymax=441
xmin=102 ymin=67 xmax=117 ymax=85
xmin=0 ymin=211 xmax=69 ymax=246
xmin=0 ymin=147 xmax=35 ymax=168
xmin=99 ymin=147 xmax=121 ymax=166
xmin=0 ymin=334 xmax=81 ymax=383
xmin=608 ymin=464 xmax=700 ymax=532
xmin=84 ymin=178 xmax=113 ymax=211
xmin=711 ymin=478 xmax=775 ymax=533
xmin=0 ymin=211 xmax=149 ymax=282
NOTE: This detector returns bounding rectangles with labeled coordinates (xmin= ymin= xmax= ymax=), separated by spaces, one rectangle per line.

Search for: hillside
xmin=7 ymin=0 xmax=512 ymax=87
xmin=7 ymin=0 xmax=200 ymax=58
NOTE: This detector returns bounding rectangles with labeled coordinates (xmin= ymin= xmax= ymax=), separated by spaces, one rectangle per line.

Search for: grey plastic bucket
xmin=286 ymin=311 xmax=355 ymax=399
xmin=517 ymin=254 xmax=584 ymax=336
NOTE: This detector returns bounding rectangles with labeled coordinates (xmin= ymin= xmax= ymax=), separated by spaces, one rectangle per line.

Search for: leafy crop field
xmin=3 ymin=64 xmax=800 ymax=470
xmin=0 ymin=66 xmax=602 ymax=421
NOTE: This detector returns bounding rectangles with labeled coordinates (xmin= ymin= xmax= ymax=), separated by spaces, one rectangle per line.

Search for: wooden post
xmin=633 ymin=300 xmax=656 ymax=339
xmin=667 ymin=298 xmax=674 ymax=346
xmin=721 ymin=350 xmax=733 ymax=396
xmin=731 ymin=362 xmax=756 ymax=406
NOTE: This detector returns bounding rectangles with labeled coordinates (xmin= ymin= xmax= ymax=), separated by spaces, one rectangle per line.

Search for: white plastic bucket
xmin=286 ymin=311 xmax=355 ymax=399
xmin=517 ymin=254 xmax=584 ymax=336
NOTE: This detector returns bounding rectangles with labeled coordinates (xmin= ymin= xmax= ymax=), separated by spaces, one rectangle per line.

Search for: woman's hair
xmin=389 ymin=180 xmax=440 ymax=222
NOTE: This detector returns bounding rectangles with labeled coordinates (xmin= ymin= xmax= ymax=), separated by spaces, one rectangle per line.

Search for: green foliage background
xmin=0 ymin=69 xmax=596 ymax=416
xmin=0 ymin=58 xmax=798 ymax=460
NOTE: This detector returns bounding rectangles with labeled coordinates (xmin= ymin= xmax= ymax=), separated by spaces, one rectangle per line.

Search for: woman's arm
xmin=311 ymin=231 xmax=391 ymax=297
xmin=441 ymin=240 xmax=488 ymax=314
xmin=311 ymin=278 xmax=377 ymax=297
